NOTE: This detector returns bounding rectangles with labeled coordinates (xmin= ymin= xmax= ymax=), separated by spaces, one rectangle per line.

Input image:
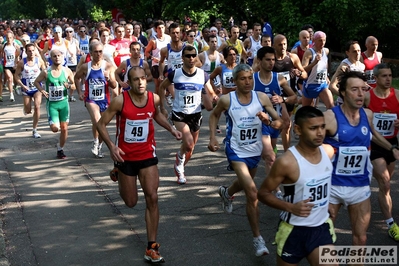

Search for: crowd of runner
xmin=0 ymin=16 xmax=398 ymax=265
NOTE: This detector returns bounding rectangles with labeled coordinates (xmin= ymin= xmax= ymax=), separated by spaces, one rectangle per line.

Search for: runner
xmin=33 ymin=49 xmax=75 ymax=159
xmin=208 ymin=63 xmax=282 ymax=257
xmin=96 ymin=66 xmax=182 ymax=263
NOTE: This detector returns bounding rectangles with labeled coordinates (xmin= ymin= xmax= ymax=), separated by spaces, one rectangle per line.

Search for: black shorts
xmin=115 ymin=157 xmax=158 ymax=176
xmin=151 ymin=65 xmax=160 ymax=78
xmin=171 ymin=111 xmax=202 ymax=132
xmin=68 ymin=65 xmax=77 ymax=72
xmin=276 ymin=219 xmax=335 ymax=264
xmin=4 ymin=67 xmax=15 ymax=74
xmin=370 ymin=137 xmax=398 ymax=165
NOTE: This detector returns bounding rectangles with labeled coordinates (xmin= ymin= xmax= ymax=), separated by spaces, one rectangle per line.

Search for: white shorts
xmin=329 ymin=185 xmax=371 ymax=207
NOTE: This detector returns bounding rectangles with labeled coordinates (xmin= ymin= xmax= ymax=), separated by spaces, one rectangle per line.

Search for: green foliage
xmin=90 ymin=5 xmax=112 ymax=22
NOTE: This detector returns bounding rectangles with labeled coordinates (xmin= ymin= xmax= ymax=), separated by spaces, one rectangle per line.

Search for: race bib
xmin=365 ymin=70 xmax=375 ymax=85
xmin=373 ymin=113 xmax=397 ymax=137
xmin=124 ymin=119 xmax=149 ymax=143
xmin=89 ymin=83 xmax=105 ymax=100
xmin=178 ymin=90 xmax=198 ymax=112
xmin=314 ymin=69 xmax=327 ymax=84
xmin=302 ymin=176 xmax=330 ymax=209
xmin=280 ymin=71 xmax=290 ymax=82
xmin=335 ymin=146 xmax=368 ymax=176
xmin=223 ymin=71 xmax=235 ymax=88
xmin=48 ymin=85 xmax=64 ymax=101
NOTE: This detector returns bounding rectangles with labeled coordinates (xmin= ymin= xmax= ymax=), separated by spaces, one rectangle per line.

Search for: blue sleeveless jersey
xmin=323 ymin=106 xmax=372 ymax=186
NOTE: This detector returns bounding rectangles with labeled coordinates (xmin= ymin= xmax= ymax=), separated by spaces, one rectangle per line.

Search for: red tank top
xmin=361 ymin=52 xmax=380 ymax=88
xmin=368 ymin=88 xmax=399 ymax=138
xmin=116 ymin=91 xmax=157 ymax=161
xmin=85 ymin=53 xmax=91 ymax=63
xmin=297 ymin=46 xmax=306 ymax=61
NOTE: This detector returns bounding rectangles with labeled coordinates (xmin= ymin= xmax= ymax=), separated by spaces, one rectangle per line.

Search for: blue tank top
xmin=253 ymin=72 xmax=282 ymax=115
xmin=122 ymin=58 xmax=144 ymax=91
xmin=323 ymin=106 xmax=372 ymax=187
xmin=221 ymin=64 xmax=235 ymax=88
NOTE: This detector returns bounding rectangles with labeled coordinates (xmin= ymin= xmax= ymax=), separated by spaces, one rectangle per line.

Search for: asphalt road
xmin=0 ymin=83 xmax=398 ymax=266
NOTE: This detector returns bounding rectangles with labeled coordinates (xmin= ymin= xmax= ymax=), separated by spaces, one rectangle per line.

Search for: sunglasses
xmin=23 ymin=39 xmax=30 ymax=42
xmin=188 ymin=35 xmax=195 ymax=37
xmin=66 ymin=31 xmax=73 ymax=33
xmin=80 ymin=30 xmax=85 ymax=33
xmin=183 ymin=54 xmax=196 ymax=58
xmin=120 ymin=23 xmax=126 ymax=26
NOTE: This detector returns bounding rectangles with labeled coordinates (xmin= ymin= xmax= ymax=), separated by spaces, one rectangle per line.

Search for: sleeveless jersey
xmin=166 ymin=43 xmax=185 ymax=72
xmin=152 ymin=36 xmax=170 ymax=66
xmin=48 ymin=39 xmax=68 ymax=66
xmin=77 ymin=35 xmax=90 ymax=55
xmin=109 ymin=38 xmax=132 ymax=66
xmin=323 ymin=106 xmax=372 ymax=187
xmin=341 ymin=58 xmax=365 ymax=72
xmin=123 ymin=58 xmax=144 ymax=83
xmin=225 ymin=90 xmax=263 ymax=158
xmin=115 ymin=91 xmax=157 ymax=161
xmin=296 ymin=46 xmax=306 ymax=61
xmin=3 ymin=43 xmax=17 ymax=67
xmin=368 ymin=88 xmax=399 ymax=139
xmin=65 ymin=38 xmax=78 ymax=66
xmin=226 ymin=39 xmax=243 ymax=63
xmin=103 ymin=44 xmax=116 ymax=61
xmin=248 ymin=36 xmax=262 ymax=60
xmin=253 ymin=72 xmax=282 ymax=115
xmin=201 ymin=51 xmax=221 ymax=73
xmin=84 ymin=61 xmax=110 ymax=103
xmin=361 ymin=52 xmax=380 ymax=87
xmin=306 ymin=48 xmax=328 ymax=85
xmin=221 ymin=64 xmax=235 ymax=89
xmin=45 ymin=67 xmax=68 ymax=102
xmin=280 ymin=146 xmax=332 ymax=226
xmin=273 ymin=53 xmax=296 ymax=91
xmin=21 ymin=57 xmax=41 ymax=91
xmin=170 ymin=68 xmax=208 ymax=114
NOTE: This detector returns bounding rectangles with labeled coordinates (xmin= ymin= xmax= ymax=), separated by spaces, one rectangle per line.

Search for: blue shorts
xmin=225 ymin=142 xmax=261 ymax=170
xmin=303 ymin=81 xmax=328 ymax=99
xmin=23 ymin=89 xmax=39 ymax=97
xmin=85 ymin=99 xmax=109 ymax=113
xmin=276 ymin=219 xmax=336 ymax=264
xmin=262 ymin=123 xmax=280 ymax=138
xmin=247 ymin=58 xmax=254 ymax=66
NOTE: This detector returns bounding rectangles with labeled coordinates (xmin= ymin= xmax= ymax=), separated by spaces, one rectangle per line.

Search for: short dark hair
xmin=222 ymin=46 xmax=238 ymax=58
xmin=338 ymin=70 xmax=367 ymax=99
xmin=256 ymin=46 xmax=275 ymax=61
xmin=344 ymin=40 xmax=359 ymax=52
xmin=182 ymin=45 xmax=197 ymax=55
xmin=294 ymin=106 xmax=324 ymax=127
xmin=169 ymin=22 xmax=180 ymax=32
xmin=301 ymin=24 xmax=314 ymax=31
xmin=373 ymin=63 xmax=391 ymax=77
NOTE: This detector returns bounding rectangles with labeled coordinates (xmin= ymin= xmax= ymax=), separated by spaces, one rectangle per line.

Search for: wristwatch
xmin=282 ymin=97 xmax=287 ymax=103
xmin=390 ymin=144 xmax=398 ymax=151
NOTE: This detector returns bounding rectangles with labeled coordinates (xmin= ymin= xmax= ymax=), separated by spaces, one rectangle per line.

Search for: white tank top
xmin=306 ymin=48 xmax=328 ymax=85
xmin=3 ymin=44 xmax=17 ymax=67
xmin=341 ymin=58 xmax=365 ymax=72
xmin=22 ymin=57 xmax=41 ymax=91
xmin=279 ymin=146 xmax=332 ymax=227
xmin=65 ymin=38 xmax=77 ymax=66
xmin=152 ymin=35 xmax=171 ymax=66
xmin=248 ymin=36 xmax=262 ymax=60
xmin=225 ymin=91 xmax=263 ymax=158
xmin=201 ymin=51 xmax=222 ymax=73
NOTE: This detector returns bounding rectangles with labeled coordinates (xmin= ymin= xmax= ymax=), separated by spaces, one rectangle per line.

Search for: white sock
xmin=386 ymin=218 xmax=394 ymax=228
xmin=93 ymin=138 xmax=99 ymax=144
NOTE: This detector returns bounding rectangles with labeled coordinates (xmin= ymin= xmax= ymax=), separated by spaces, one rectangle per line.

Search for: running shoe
xmin=216 ymin=125 xmax=221 ymax=134
xmin=32 ymin=130 xmax=41 ymax=139
xmin=69 ymin=96 xmax=76 ymax=102
xmin=218 ymin=186 xmax=234 ymax=214
xmin=109 ymin=168 xmax=118 ymax=182
xmin=57 ymin=149 xmax=66 ymax=159
xmin=91 ymin=142 xmax=99 ymax=156
xmin=174 ymin=153 xmax=186 ymax=184
xmin=166 ymin=95 xmax=173 ymax=107
xmin=0 ymin=96 xmax=3 ymax=102
xmin=253 ymin=236 xmax=269 ymax=257
xmin=10 ymin=93 xmax=15 ymax=102
xmin=97 ymin=144 xmax=104 ymax=158
xmin=388 ymin=222 xmax=399 ymax=241
xmin=144 ymin=243 xmax=165 ymax=263
xmin=14 ymin=86 xmax=22 ymax=96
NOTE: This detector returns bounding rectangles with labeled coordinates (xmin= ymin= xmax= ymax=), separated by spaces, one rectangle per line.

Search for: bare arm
xmin=96 ymin=95 xmax=125 ymax=162
xmin=73 ymin=63 xmax=87 ymax=99
xmin=208 ymin=95 xmax=229 ymax=151
xmin=115 ymin=61 xmax=129 ymax=89
xmin=153 ymin=93 xmax=182 ymax=140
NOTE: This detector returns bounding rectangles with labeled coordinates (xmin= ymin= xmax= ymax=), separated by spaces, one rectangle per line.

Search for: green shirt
xmin=45 ymin=67 xmax=68 ymax=102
